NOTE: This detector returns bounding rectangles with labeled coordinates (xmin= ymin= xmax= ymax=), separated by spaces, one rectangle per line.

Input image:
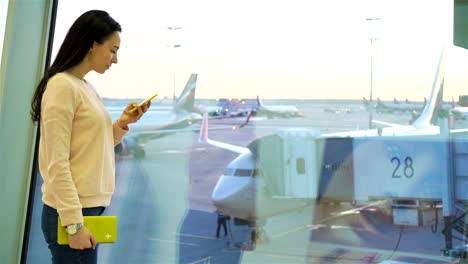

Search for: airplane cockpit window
xmin=22 ymin=1 xmax=468 ymax=263
xmin=234 ymin=169 xmax=253 ymax=177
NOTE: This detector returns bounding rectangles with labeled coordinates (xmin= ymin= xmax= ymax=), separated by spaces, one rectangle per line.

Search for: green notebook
xmin=57 ymin=216 xmax=117 ymax=245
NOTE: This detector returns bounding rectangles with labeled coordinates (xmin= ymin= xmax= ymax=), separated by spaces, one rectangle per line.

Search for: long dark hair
xmin=31 ymin=10 xmax=121 ymax=122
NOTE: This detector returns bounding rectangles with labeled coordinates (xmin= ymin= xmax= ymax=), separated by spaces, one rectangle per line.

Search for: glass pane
xmin=0 ymin=0 xmax=8 ymax=62
xmin=24 ymin=0 xmax=468 ymax=263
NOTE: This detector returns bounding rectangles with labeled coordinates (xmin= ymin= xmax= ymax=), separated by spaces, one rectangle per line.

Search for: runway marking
xmin=147 ymin=237 xmax=199 ymax=247
xmin=304 ymin=241 xmax=454 ymax=263
xmin=329 ymin=224 xmax=375 ymax=232
xmin=306 ymin=223 xmax=376 ymax=233
xmin=175 ymin=232 xmax=219 ymax=240
xmin=270 ymin=223 xmax=310 ymax=239
xmin=251 ymin=244 xmax=451 ymax=264
xmin=156 ymin=149 xmax=189 ymax=154
xmin=188 ymin=256 xmax=213 ymax=264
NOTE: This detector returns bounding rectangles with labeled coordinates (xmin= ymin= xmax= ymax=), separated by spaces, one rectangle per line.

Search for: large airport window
xmin=0 ymin=0 xmax=8 ymax=62
xmin=23 ymin=0 xmax=468 ymax=263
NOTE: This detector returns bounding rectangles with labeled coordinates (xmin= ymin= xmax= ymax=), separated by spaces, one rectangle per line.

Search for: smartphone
xmin=129 ymin=93 xmax=158 ymax=114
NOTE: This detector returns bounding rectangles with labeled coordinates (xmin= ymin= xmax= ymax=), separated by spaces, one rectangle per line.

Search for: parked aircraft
xmin=449 ymin=97 xmax=468 ymax=120
xmin=113 ymin=74 xmax=202 ymax=158
xmin=195 ymin=97 xmax=303 ymax=119
xmin=364 ymin=94 xmax=463 ymax=120
xmin=192 ymin=104 xmax=224 ymax=116
xmin=452 ymin=106 xmax=468 ymax=120
xmin=202 ymin=98 xmax=257 ymax=117
xmin=255 ymin=96 xmax=303 ymax=118
xmin=362 ymin=97 xmax=427 ymax=113
xmin=197 ymin=48 xmax=466 ymax=250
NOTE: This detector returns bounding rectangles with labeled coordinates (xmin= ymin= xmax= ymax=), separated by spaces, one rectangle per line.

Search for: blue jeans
xmin=41 ymin=204 xmax=105 ymax=264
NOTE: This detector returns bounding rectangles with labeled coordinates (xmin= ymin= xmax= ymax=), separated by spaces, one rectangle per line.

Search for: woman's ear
xmin=89 ymin=41 xmax=98 ymax=53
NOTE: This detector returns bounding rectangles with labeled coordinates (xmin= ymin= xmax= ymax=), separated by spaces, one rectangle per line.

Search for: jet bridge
xmin=247 ymin=128 xmax=321 ymax=199
xmin=352 ymin=135 xmax=450 ymax=202
xmin=248 ymin=126 xmax=468 ymax=255
xmin=351 ymin=131 xmax=468 ymax=256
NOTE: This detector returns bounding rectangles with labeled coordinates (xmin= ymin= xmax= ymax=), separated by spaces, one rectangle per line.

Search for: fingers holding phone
xmin=117 ymin=93 xmax=157 ymax=128
xmin=128 ymin=93 xmax=157 ymax=114
xmin=127 ymin=101 xmax=150 ymax=116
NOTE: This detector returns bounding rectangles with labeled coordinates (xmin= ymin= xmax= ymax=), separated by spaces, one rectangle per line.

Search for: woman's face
xmin=89 ymin=31 xmax=120 ymax=74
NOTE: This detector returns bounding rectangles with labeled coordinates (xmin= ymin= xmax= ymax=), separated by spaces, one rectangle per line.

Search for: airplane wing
xmin=128 ymin=117 xmax=200 ymax=143
xmin=198 ymin=113 xmax=250 ymax=154
xmin=372 ymin=120 xmax=407 ymax=128
xmin=450 ymin=128 xmax=468 ymax=134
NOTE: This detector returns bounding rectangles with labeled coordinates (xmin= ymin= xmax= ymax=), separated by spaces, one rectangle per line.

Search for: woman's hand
xmin=116 ymin=101 xmax=151 ymax=129
xmin=68 ymin=226 xmax=97 ymax=250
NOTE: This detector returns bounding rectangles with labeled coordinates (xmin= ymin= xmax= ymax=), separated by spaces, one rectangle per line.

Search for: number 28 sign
xmin=353 ymin=137 xmax=449 ymax=200
xmin=391 ymin=156 xmax=414 ymax=178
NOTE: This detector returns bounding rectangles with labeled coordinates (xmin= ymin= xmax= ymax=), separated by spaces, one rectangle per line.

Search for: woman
xmin=30 ymin=10 xmax=149 ymax=263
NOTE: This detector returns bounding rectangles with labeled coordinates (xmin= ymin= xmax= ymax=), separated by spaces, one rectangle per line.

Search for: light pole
xmin=365 ymin=17 xmax=381 ymax=129
xmin=167 ymin=26 xmax=183 ymax=102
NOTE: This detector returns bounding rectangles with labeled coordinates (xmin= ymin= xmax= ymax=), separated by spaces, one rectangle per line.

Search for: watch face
xmin=66 ymin=224 xmax=77 ymax=235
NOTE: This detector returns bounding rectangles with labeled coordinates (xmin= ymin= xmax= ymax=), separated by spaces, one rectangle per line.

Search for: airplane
xmin=362 ymin=97 xmax=374 ymax=111
xmin=444 ymin=97 xmax=468 ymax=120
xmin=197 ymin=48 xmax=468 ymax=255
xmin=366 ymin=94 xmax=462 ymax=115
xmin=192 ymin=104 xmax=224 ymax=116
xmin=204 ymin=98 xmax=258 ymax=117
xmin=112 ymin=74 xmax=202 ymax=158
xmin=254 ymin=96 xmax=304 ymax=118
xmin=373 ymin=97 xmax=426 ymax=113
xmin=317 ymin=50 xmax=446 ymax=137
xmin=323 ymin=107 xmax=353 ymax=114
xmin=451 ymin=106 xmax=468 ymax=120
xmin=195 ymin=97 xmax=304 ymax=119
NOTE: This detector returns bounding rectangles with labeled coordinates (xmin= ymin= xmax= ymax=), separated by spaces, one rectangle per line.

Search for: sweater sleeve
xmin=112 ymin=122 xmax=128 ymax=146
xmin=85 ymin=80 xmax=128 ymax=146
xmin=41 ymin=77 xmax=83 ymax=226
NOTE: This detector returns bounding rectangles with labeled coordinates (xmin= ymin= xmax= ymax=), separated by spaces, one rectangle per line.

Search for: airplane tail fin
xmin=362 ymin=97 xmax=369 ymax=105
xmin=199 ymin=112 xmax=209 ymax=142
xmin=198 ymin=112 xmax=249 ymax=154
xmin=256 ymin=95 xmax=264 ymax=107
xmin=174 ymin=74 xmax=198 ymax=112
xmin=412 ymin=48 xmax=446 ymax=129
xmin=376 ymin=98 xmax=385 ymax=108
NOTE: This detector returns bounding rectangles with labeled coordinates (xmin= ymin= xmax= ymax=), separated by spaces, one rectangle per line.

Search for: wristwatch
xmin=65 ymin=223 xmax=83 ymax=235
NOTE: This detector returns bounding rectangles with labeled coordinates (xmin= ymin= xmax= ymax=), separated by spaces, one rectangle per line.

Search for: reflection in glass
xmin=23 ymin=0 xmax=468 ymax=263
xmin=0 ymin=0 xmax=8 ymax=62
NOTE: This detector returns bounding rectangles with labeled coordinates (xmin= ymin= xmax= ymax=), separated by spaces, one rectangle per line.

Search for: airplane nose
xmin=212 ymin=175 xmax=254 ymax=217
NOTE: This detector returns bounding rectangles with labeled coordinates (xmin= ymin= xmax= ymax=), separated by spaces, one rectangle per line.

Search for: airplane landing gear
xmin=242 ymin=221 xmax=269 ymax=251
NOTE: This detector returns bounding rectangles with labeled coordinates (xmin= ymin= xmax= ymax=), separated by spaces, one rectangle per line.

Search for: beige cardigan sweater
xmin=39 ymin=72 xmax=127 ymax=226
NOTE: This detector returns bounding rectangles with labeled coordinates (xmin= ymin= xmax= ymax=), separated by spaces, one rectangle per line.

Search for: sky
xmin=2 ymin=0 xmax=468 ymax=100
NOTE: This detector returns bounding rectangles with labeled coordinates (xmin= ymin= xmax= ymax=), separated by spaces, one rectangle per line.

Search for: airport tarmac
xmin=23 ymin=102 xmax=468 ymax=263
